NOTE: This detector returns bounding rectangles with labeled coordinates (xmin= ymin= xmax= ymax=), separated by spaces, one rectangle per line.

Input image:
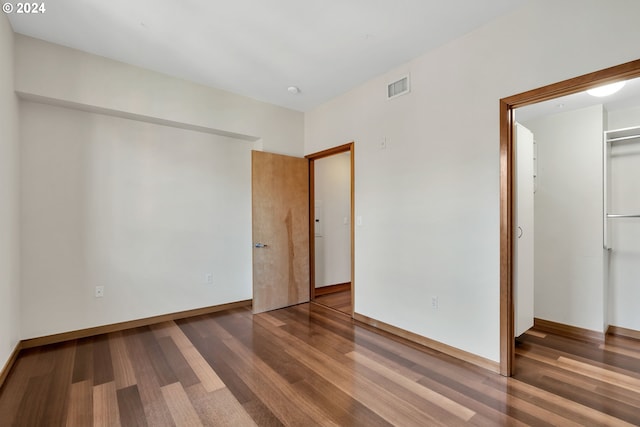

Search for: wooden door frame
xmin=499 ymin=59 xmax=640 ymax=376
xmin=306 ymin=142 xmax=355 ymax=316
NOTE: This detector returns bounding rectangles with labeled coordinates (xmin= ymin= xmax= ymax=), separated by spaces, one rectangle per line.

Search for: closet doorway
xmin=306 ymin=143 xmax=354 ymax=316
xmin=500 ymin=59 xmax=640 ymax=376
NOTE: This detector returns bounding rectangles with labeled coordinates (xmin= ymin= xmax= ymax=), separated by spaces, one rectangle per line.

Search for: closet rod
xmin=607 ymin=214 xmax=640 ymax=218
xmin=607 ymin=134 xmax=640 ymax=143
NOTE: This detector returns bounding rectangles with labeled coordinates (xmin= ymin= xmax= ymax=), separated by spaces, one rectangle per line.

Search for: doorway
xmin=500 ymin=59 xmax=640 ymax=376
xmin=306 ymin=143 xmax=354 ymax=316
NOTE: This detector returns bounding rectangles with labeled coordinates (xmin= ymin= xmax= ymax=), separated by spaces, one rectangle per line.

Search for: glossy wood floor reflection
xmin=2 ymin=304 xmax=640 ymax=426
xmin=314 ymin=290 xmax=352 ymax=315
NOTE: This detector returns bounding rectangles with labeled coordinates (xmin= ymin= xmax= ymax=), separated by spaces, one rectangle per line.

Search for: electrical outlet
xmin=95 ymin=286 xmax=104 ymax=298
xmin=431 ymin=296 xmax=438 ymax=310
xmin=205 ymin=273 xmax=214 ymax=284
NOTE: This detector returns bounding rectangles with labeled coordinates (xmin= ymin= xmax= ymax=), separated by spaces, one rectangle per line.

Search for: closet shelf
xmin=605 ymin=126 xmax=640 ymax=143
xmin=608 ymin=134 xmax=640 ymax=143
xmin=603 ymin=125 xmax=640 ymax=249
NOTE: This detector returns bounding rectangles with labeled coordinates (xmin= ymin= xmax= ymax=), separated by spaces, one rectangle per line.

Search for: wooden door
xmin=514 ymin=123 xmax=535 ymax=336
xmin=252 ymin=151 xmax=310 ymax=313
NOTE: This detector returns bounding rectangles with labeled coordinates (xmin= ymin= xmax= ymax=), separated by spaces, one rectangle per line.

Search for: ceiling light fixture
xmin=586 ymin=81 xmax=626 ymax=97
xmin=287 ymin=86 xmax=300 ymax=94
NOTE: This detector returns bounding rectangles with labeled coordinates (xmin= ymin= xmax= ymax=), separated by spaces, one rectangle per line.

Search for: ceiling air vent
xmin=387 ymin=75 xmax=410 ymax=100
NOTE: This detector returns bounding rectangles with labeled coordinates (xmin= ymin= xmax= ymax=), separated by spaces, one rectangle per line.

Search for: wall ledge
xmin=17 ymin=92 xmax=259 ymax=141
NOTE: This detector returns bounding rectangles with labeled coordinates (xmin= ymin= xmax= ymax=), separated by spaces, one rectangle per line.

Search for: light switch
xmin=356 ymin=216 xmax=363 ymax=226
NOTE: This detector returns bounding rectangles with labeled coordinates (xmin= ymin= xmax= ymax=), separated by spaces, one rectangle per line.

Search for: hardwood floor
xmin=314 ymin=289 xmax=352 ymax=314
xmin=1 ymin=303 xmax=639 ymax=426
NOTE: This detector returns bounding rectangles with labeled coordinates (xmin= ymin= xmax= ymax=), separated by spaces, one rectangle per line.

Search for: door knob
xmin=517 ymin=226 xmax=523 ymax=238
xmin=254 ymin=243 xmax=268 ymax=248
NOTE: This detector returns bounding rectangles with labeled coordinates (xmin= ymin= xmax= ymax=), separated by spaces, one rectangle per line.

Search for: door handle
xmin=254 ymin=243 xmax=268 ymax=248
xmin=517 ymin=226 xmax=523 ymax=238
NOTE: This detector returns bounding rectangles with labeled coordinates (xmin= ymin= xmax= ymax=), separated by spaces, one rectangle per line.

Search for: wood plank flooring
xmin=314 ymin=290 xmax=352 ymax=315
xmin=1 ymin=303 xmax=640 ymax=426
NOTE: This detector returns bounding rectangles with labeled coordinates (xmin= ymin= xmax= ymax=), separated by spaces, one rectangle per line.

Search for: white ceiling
xmin=516 ymin=77 xmax=640 ymax=124
xmin=7 ymin=0 xmax=526 ymax=112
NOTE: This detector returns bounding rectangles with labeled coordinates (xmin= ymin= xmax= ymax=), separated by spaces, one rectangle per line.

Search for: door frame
xmin=499 ymin=59 xmax=640 ymax=376
xmin=306 ymin=142 xmax=355 ymax=316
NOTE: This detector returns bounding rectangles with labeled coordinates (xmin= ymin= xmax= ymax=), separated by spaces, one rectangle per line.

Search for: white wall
xmin=608 ymin=106 xmax=640 ymax=130
xmin=524 ymin=105 xmax=605 ymax=332
xmin=606 ymin=106 xmax=640 ymax=331
xmin=304 ymin=0 xmax=640 ymax=361
xmin=14 ymin=35 xmax=304 ymax=157
xmin=314 ymin=152 xmax=351 ymax=287
xmin=0 ymin=15 xmax=20 ymax=370
xmin=12 ymin=35 xmax=305 ymax=339
xmin=20 ymin=101 xmax=254 ymax=338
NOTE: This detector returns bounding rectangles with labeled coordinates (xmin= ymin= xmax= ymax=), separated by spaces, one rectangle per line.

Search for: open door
xmin=514 ymin=123 xmax=535 ymax=337
xmin=252 ymin=151 xmax=310 ymax=313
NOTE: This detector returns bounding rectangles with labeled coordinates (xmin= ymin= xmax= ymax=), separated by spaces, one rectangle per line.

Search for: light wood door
xmin=252 ymin=150 xmax=309 ymax=313
xmin=514 ymin=123 xmax=535 ymax=336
